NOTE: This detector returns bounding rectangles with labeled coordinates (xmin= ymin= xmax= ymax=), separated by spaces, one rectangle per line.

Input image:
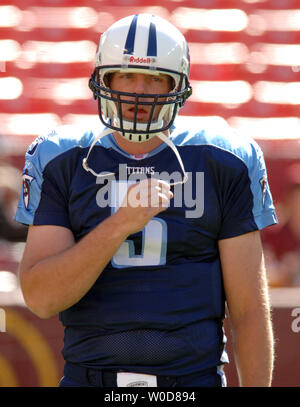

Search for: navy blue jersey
xmin=15 ymin=122 xmax=277 ymax=376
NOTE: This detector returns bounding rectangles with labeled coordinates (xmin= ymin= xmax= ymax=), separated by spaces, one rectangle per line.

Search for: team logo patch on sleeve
xmin=259 ymin=176 xmax=267 ymax=207
xmin=22 ymin=170 xmax=35 ymax=209
xmin=26 ymin=135 xmax=47 ymax=156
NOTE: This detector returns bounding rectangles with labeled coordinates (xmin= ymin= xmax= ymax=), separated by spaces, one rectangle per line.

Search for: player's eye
xmin=152 ymin=75 xmax=167 ymax=83
xmin=122 ymin=73 xmax=133 ymax=79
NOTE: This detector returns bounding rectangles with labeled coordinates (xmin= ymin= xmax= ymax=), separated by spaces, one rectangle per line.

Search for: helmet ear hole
xmin=168 ymin=76 xmax=176 ymax=92
xmin=103 ymin=72 xmax=114 ymax=88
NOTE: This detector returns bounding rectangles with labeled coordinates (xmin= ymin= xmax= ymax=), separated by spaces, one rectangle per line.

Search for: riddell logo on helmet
xmin=129 ymin=56 xmax=151 ymax=64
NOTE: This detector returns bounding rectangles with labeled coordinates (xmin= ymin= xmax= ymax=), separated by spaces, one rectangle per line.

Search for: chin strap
xmin=156 ymin=132 xmax=188 ymax=186
xmin=82 ymin=128 xmax=188 ymax=185
xmin=82 ymin=127 xmax=115 ymax=177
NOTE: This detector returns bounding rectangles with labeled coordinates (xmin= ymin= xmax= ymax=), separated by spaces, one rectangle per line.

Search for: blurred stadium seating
xmin=0 ymin=0 xmax=300 ymax=387
xmin=1 ymin=0 xmax=300 ymax=155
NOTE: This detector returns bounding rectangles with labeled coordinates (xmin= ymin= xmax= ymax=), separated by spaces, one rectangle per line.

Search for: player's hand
xmin=117 ymin=178 xmax=173 ymax=235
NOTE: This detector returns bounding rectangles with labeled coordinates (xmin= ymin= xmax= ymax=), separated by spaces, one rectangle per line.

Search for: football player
xmin=15 ymin=14 xmax=276 ymax=387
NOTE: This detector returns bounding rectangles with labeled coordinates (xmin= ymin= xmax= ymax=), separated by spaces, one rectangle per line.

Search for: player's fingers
xmin=127 ymin=182 xmax=172 ymax=208
xmin=146 ymin=187 xmax=172 ymax=208
xmin=156 ymin=192 xmax=171 ymax=208
xmin=145 ymin=179 xmax=173 ymax=202
xmin=156 ymin=182 xmax=173 ymax=200
xmin=128 ymin=184 xmax=158 ymax=208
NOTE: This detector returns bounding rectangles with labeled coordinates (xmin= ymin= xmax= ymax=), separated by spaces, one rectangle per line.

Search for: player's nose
xmin=132 ymin=74 xmax=150 ymax=94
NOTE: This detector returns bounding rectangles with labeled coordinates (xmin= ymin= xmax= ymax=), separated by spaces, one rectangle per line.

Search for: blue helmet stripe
xmin=147 ymin=21 xmax=157 ymax=57
xmin=124 ymin=14 xmax=138 ymax=55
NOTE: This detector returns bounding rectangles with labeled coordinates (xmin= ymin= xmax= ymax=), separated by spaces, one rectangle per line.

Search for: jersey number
xmin=110 ymin=181 xmax=167 ymax=268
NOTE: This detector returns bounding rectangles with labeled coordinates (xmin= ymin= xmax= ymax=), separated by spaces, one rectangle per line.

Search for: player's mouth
xmin=125 ymin=107 xmax=151 ymax=121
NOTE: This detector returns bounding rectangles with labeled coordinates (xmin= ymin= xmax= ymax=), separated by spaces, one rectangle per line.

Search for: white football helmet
xmin=89 ymin=13 xmax=192 ymax=143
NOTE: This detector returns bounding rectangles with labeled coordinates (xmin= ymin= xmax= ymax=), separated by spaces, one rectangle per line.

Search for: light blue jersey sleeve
xmin=172 ymin=119 xmax=277 ymax=234
xmin=15 ymin=126 xmax=97 ymax=226
xmin=244 ymin=137 xmax=277 ymax=230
